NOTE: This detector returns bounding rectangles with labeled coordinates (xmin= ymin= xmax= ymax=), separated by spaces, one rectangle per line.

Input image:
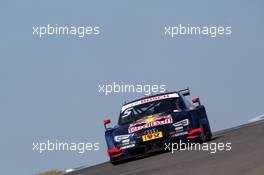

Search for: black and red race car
xmin=103 ymin=88 xmax=212 ymax=164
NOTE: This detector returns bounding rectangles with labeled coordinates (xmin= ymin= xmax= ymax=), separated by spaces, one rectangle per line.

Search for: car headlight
xmin=173 ymin=119 xmax=189 ymax=127
xmin=114 ymin=135 xmax=130 ymax=142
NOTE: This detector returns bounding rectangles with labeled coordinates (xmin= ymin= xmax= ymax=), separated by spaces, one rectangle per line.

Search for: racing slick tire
xmin=198 ymin=126 xmax=207 ymax=143
xmin=198 ymin=123 xmax=212 ymax=143
xmin=110 ymin=158 xmax=123 ymax=165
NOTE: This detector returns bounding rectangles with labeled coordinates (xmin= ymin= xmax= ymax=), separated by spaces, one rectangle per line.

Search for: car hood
xmin=112 ymin=110 xmax=191 ymax=136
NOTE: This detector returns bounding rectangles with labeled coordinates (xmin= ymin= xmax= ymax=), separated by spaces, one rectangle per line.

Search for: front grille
xmin=128 ymin=147 xmax=146 ymax=156
xmin=135 ymin=126 xmax=170 ymax=141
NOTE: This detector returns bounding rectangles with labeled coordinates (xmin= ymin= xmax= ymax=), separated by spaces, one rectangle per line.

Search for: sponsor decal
xmin=172 ymin=131 xmax=188 ymax=137
xmin=120 ymin=144 xmax=135 ymax=150
xmin=121 ymin=93 xmax=179 ymax=112
xmin=142 ymin=131 xmax=163 ymax=142
xmin=121 ymin=139 xmax=130 ymax=144
xmin=128 ymin=115 xmax=173 ymax=133
xmin=175 ymin=126 xmax=183 ymax=131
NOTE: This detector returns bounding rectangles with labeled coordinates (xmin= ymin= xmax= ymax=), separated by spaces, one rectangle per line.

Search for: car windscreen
xmin=118 ymin=97 xmax=184 ymax=125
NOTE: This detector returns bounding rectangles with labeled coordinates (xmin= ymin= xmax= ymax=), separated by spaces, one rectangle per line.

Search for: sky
xmin=0 ymin=0 xmax=264 ymax=175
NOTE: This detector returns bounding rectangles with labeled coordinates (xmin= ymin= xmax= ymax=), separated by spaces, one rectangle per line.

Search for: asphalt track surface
xmin=66 ymin=120 xmax=264 ymax=175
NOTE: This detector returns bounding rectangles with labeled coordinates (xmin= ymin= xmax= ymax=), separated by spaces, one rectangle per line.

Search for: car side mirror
xmin=103 ymin=119 xmax=111 ymax=130
xmin=192 ymin=98 xmax=201 ymax=106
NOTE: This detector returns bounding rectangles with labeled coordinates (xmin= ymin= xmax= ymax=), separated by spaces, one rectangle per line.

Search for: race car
xmin=103 ymin=88 xmax=212 ymax=164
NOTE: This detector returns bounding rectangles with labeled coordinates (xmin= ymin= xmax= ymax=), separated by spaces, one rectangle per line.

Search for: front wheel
xmin=198 ymin=126 xmax=207 ymax=143
xmin=110 ymin=158 xmax=123 ymax=165
xmin=199 ymin=123 xmax=212 ymax=142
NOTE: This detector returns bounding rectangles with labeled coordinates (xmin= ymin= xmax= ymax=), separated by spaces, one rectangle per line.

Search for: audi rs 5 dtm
xmin=103 ymin=88 xmax=212 ymax=164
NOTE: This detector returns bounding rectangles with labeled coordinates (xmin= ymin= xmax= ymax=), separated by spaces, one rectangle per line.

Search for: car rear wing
xmin=178 ymin=87 xmax=190 ymax=96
